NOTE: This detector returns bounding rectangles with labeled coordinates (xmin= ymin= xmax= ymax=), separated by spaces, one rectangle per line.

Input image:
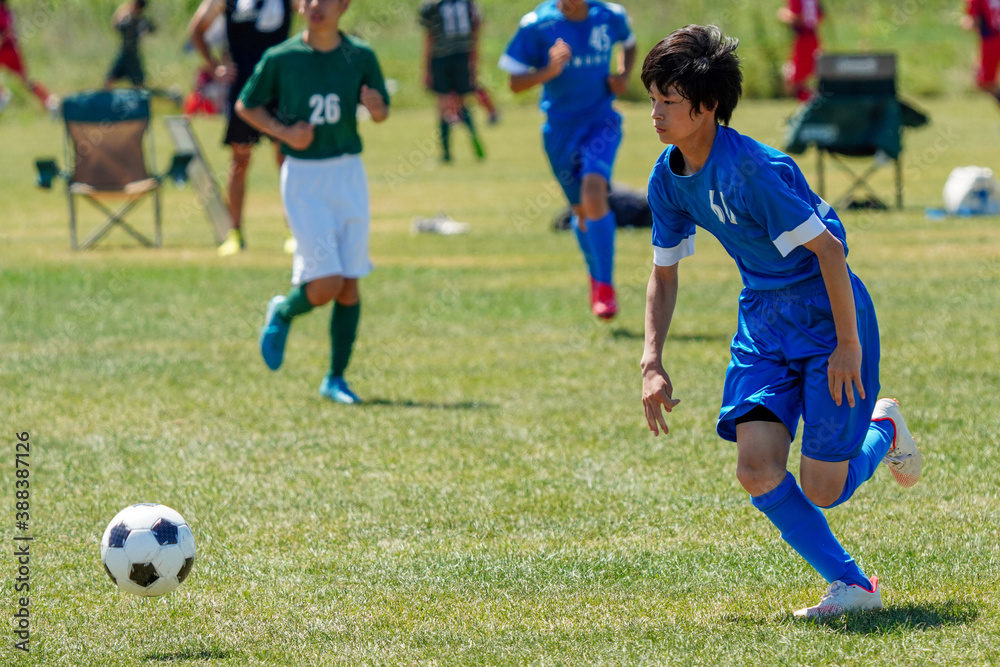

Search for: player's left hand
xmin=827 ymin=341 xmax=865 ymax=408
xmin=607 ymin=72 xmax=629 ymax=96
xmin=360 ymin=85 xmax=385 ymax=112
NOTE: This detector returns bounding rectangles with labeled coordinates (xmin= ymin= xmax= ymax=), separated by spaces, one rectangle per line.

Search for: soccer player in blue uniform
xmin=638 ymin=25 xmax=923 ymax=617
xmin=499 ymin=0 xmax=636 ymax=319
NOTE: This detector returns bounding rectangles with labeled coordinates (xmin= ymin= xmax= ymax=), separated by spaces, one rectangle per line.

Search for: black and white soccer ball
xmin=100 ymin=503 xmax=196 ymax=597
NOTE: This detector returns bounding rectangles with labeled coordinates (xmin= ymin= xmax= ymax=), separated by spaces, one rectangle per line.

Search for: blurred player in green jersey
xmin=237 ymin=0 xmax=390 ymax=404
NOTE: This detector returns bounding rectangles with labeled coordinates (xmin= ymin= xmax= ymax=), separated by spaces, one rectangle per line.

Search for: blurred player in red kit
xmin=778 ymin=0 xmax=823 ymax=102
xmin=963 ymin=0 xmax=1000 ymax=109
xmin=0 ymin=0 xmax=58 ymax=114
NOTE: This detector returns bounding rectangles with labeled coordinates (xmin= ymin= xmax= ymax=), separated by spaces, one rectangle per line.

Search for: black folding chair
xmin=784 ymin=53 xmax=928 ymax=210
xmin=35 ymin=89 xmax=190 ymax=249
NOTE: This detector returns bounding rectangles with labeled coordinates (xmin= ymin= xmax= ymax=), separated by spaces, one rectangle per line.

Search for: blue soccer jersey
xmin=499 ymin=0 xmax=635 ymax=122
xmin=648 ymin=126 xmax=848 ymax=291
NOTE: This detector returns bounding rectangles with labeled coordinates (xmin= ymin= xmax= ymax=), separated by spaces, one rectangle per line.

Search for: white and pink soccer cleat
xmin=794 ymin=576 xmax=883 ymax=618
xmin=874 ymin=398 xmax=923 ymax=488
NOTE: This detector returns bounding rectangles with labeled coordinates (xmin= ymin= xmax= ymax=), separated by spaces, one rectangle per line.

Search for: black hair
xmin=640 ymin=25 xmax=742 ymax=126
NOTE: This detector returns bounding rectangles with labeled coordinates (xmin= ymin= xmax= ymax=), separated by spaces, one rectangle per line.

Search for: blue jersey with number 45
xmin=648 ymin=126 xmax=849 ymax=291
xmin=499 ymin=0 xmax=635 ymax=122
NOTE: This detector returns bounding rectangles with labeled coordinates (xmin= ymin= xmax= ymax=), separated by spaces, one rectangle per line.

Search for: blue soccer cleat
xmin=319 ymin=375 xmax=362 ymax=404
xmin=260 ymin=295 xmax=290 ymax=371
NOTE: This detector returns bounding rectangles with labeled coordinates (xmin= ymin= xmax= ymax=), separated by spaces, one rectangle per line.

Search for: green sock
xmin=277 ymin=283 xmax=313 ymax=322
xmin=330 ymin=300 xmax=360 ymax=378
xmin=439 ymin=119 xmax=451 ymax=160
xmin=460 ymin=108 xmax=484 ymax=158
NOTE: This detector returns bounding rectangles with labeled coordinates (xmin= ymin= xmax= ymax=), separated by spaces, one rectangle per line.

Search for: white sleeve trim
xmin=498 ymin=54 xmax=532 ymax=75
xmin=621 ymin=33 xmax=637 ymax=49
xmin=816 ymin=197 xmax=832 ymax=217
xmin=653 ymin=236 xmax=695 ymax=266
xmin=772 ymin=213 xmax=826 ymax=257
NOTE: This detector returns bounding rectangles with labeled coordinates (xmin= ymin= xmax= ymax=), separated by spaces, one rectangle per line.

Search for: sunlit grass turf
xmin=1 ymin=98 xmax=999 ymax=665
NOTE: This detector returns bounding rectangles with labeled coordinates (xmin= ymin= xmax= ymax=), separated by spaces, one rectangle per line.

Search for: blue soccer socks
xmin=572 ymin=210 xmax=617 ymax=284
xmin=751 ymin=472 xmax=870 ymax=589
xmin=825 ymin=418 xmax=895 ymax=508
xmin=585 ymin=210 xmax=617 ymax=286
xmin=573 ymin=211 xmax=618 ymax=318
xmin=571 ymin=214 xmax=596 ymax=279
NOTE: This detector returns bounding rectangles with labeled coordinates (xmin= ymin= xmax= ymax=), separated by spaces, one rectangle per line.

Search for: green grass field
xmin=2 ymin=88 xmax=1000 ymax=665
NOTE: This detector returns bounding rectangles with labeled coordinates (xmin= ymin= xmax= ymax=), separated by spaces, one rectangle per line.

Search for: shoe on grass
xmin=260 ymin=295 xmax=289 ymax=371
xmin=794 ymin=576 xmax=882 ymax=618
xmin=875 ymin=398 xmax=922 ymax=488
xmin=45 ymin=94 xmax=61 ymax=121
xmin=319 ymin=375 xmax=362 ymax=404
xmin=217 ymin=229 xmax=244 ymax=256
xmin=592 ymin=281 xmax=617 ymax=320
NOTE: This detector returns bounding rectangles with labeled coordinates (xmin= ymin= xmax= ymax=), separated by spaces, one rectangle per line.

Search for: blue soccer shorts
xmin=717 ymin=273 xmax=881 ymax=462
xmin=542 ymin=110 xmax=622 ymax=206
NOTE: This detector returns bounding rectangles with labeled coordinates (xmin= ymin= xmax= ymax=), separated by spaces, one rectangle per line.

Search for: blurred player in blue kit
xmin=639 ymin=25 xmax=923 ymax=617
xmin=499 ymin=0 xmax=636 ymax=320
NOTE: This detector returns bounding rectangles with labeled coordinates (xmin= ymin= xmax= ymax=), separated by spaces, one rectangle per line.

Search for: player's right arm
xmin=189 ymin=0 xmax=226 ymax=76
xmin=962 ymin=0 xmax=978 ymax=31
xmin=500 ymin=13 xmax=571 ymax=93
xmin=469 ymin=2 xmax=483 ymax=86
xmin=641 ymin=263 xmax=682 ymax=436
xmin=422 ymin=31 xmax=434 ymax=89
xmin=235 ymin=52 xmax=315 ymax=151
xmin=112 ymin=2 xmax=130 ymax=29
xmin=507 ymin=39 xmax=571 ymax=92
xmin=417 ymin=2 xmax=435 ymax=89
xmin=236 ymin=102 xmax=314 ymax=151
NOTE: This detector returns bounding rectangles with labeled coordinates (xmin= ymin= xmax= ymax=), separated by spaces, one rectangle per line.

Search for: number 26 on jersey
xmin=309 ymin=94 xmax=341 ymax=125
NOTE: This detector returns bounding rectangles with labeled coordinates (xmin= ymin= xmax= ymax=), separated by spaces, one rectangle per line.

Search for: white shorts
xmin=280 ymin=154 xmax=373 ymax=285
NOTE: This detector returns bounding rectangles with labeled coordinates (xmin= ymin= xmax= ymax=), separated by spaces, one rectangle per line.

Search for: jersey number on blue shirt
xmin=709 ymin=190 xmax=738 ymax=227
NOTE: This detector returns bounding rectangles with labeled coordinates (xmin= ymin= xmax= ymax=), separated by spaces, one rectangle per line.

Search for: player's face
xmin=300 ymin=0 xmax=349 ymax=27
xmin=648 ymin=83 xmax=714 ymax=147
xmin=557 ymin=0 xmax=589 ymax=20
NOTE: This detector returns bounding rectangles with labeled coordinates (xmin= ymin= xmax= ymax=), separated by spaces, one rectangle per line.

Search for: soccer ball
xmin=100 ymin=503 xmax=196 ymax=597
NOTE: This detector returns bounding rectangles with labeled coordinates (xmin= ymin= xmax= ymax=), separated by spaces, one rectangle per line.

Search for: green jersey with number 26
xmin=239 ymin=33 xmax=390 ymax=160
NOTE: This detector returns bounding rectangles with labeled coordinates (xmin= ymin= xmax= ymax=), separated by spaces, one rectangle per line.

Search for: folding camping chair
xmin=784 ymin=53 xmax=929 ymax=210
xmin=34 ymin=89 xmax=191 ymax=249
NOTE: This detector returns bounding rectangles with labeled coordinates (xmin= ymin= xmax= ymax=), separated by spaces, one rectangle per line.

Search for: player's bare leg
xmin=474 ymin=83 xmax=499 ymax=124
xmin=219 ymin=143 xmax=253 ymax=256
